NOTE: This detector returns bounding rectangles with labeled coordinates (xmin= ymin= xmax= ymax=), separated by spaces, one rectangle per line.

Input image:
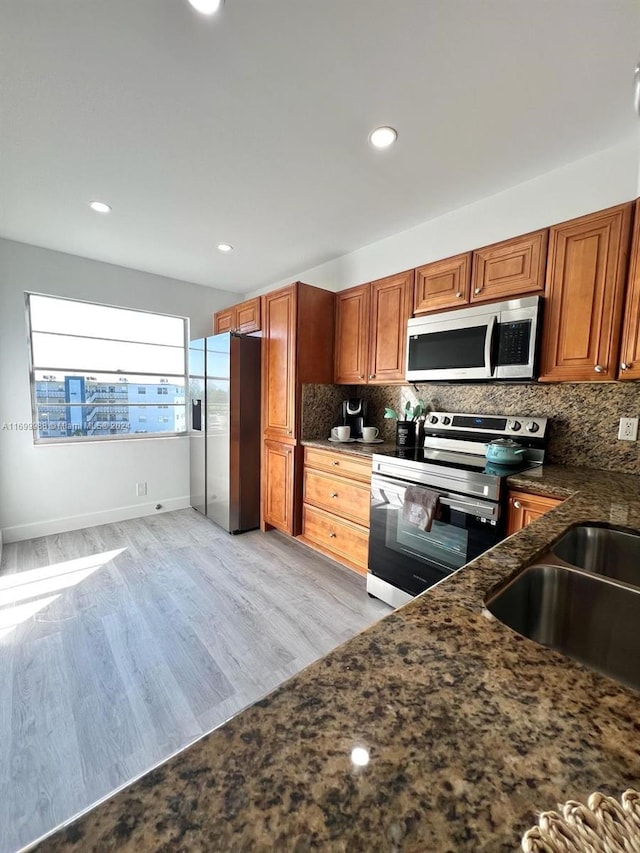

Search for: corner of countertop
xmin=507 ymin=463 xmax=640 ymax=502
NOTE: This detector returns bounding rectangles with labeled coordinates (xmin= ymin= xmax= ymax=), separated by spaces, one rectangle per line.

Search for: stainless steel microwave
xmin=406 ymin=295 xmax=541 ymax=382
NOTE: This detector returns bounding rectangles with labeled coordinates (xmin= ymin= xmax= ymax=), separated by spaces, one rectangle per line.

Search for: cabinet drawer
xmin=302 ymin=505 xmax=369 ymax=570
xmin=304 ymin=469 xmax=370 ymax=528
xmin=303 ymin=447 xmax=372 ymax=483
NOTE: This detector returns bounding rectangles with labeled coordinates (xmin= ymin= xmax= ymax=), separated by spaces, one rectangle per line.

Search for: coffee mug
xmin=331 ymin=425 xmax=351 ymax=441
xmin=361 ymin=426 xmax=379 ymax=442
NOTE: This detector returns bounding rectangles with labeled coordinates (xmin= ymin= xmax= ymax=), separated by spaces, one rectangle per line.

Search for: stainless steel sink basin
xmin=486 ymin=563 xmax=640 ymax=691
xmin=550 ymin=523 xmax=640 ymax=588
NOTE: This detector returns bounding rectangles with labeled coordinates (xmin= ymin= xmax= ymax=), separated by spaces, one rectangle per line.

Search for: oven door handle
xmin=372 ymin=476 xmax=499 ymax=521
xmin=439 ymin=496 xmax=490 ymax=511
xmin=439 ymin=496 xmax=498 ymax=519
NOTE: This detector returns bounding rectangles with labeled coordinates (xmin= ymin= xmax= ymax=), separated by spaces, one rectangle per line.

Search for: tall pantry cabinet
xmin=261 ymin=282 xmax=335 ymax=535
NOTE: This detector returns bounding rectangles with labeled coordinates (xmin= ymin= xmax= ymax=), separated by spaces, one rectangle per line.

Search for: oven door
xmin=368 ymin=473 xmax=503 ymax=597
xmin=406 ymin=311 xmax=496 ymax=382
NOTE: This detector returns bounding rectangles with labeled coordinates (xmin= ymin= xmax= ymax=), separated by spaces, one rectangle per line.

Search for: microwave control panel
xmin=497 ymin=320 xmax=531 ymax=365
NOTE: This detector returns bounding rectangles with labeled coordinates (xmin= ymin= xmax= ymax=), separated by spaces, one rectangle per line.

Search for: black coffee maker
xmin=340 ymin=398 xmax=367 ymax=439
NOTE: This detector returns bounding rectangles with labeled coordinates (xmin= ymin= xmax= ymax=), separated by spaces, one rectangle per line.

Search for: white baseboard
xmin=0 ymin=497 xmax=191 ymax=544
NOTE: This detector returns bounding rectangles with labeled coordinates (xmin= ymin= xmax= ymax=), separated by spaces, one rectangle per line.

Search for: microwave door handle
xmin=484 ymin=315 xmax=497 ymax=376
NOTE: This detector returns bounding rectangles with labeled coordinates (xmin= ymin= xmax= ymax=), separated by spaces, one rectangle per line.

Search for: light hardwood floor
xmin=0 ymin=509 xmax=389 ymax=853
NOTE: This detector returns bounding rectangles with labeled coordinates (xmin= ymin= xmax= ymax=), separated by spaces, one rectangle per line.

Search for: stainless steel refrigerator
xmin=188 ymin=333 xmax=261 ymax=533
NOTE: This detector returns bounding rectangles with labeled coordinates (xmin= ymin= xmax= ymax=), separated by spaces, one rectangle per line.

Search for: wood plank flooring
xmin=0 ymin=509 xmax=389 ymax=853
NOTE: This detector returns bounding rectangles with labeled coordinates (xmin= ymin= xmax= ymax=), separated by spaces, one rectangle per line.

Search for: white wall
xmin=0 ymin=239 xmax=236 ymax=542
xmin=250 ymin=137 xmax=640 ymax=296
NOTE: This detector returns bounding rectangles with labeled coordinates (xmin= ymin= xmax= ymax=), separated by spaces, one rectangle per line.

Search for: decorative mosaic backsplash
xmin=301 ymin=382 xmax=640 ymax=474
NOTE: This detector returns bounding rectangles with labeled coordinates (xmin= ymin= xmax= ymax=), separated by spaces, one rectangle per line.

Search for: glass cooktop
xmin=374 ymin=446 xmax=539 ymax=478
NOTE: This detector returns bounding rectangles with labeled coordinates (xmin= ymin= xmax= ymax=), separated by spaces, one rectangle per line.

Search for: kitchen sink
xmin=486 ymin=563 xmax=640 ymax=691
xmin=550 ymin=523 xmax=640 ymax=588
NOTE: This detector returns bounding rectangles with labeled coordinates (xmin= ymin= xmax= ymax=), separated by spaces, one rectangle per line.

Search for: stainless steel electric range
xmin=367 ymin=411 xmax=548 ymax=608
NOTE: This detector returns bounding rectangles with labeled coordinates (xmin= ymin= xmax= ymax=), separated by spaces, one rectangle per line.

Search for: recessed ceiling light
xmin=188 ymin=0 xmax=224 ymax=15
xmin=369 ymin=126 xmax=398 ymax=149
xmin=217 ymin=243 xmax=233 ymax=252
xmin=89 ymin=200 xmax=111 ymax=214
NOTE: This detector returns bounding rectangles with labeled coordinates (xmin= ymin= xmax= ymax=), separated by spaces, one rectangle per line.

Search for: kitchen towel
xmin=402 ymin=485 xmax=440 ymax=532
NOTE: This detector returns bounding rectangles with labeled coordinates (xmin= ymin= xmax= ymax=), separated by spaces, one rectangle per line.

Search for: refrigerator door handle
xmin=192 ymin=399 xmax=202 ymax=431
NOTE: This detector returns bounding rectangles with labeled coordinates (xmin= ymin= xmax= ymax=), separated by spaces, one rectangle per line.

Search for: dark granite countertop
xmin=31 ymin=464 xmax=640 ymax=853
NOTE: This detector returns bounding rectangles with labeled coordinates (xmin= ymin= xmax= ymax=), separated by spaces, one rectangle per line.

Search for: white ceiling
xmin=1 ymin=0 xmax=639 ymax=293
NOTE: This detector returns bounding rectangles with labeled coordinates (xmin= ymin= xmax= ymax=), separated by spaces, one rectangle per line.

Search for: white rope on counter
xmin=522 ymin=789 xmax=640 ymax=853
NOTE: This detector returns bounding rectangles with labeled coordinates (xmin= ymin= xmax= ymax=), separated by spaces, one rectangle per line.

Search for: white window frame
xmin=26 ymin=293 xmax=189 ymax=444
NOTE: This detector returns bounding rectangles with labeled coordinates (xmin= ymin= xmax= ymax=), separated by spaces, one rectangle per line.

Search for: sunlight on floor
xmin=0 ymin=549 xmax=126 ymax=640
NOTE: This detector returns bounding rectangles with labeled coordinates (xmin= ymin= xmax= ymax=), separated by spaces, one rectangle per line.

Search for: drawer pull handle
xmin=331 ymin=492 xmax=338 ymax=498
xmin=369 ymin=374 xmax=375 ymax=379
xmin=621 ymin=362 xmax=631 ymax=371
xmin=329 ymin=532 xmax=336 ymax=538
xmin=513 ymin=500 xmax=522 ymax=509
xmin=474 ymin=287 xmax=482 ymax=295
xmin=455 ymin=291 xmax=463 ymax=298
xmin=594 ymin=364 xmax=605 ymax=374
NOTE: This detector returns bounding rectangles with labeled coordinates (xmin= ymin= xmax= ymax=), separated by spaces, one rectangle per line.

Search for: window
xmin=27 ymin=294 xmax=188 ymax=442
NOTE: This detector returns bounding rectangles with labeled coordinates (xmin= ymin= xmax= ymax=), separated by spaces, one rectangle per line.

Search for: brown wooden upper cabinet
xmin=470 ymin=228 xmax=548 ymax=304
xmin=334 ymin=283 xmax=370 ymax=383
xmin=263 ymin=286 xmax=297 ymax=440
xmin=414 ymin=252 xmax=471 ymax=314
xmin=539 ymin=202 xmax=633 ymax=382
xmin=334 ymin=270 xmax=413 ymax=384
xmin=213 ymin=297 xmax=261 ymax=334
xmin=414 ymin=230 xmax=548 ymax=315
xmin=619 ymin=199 xmax=640 ymax=380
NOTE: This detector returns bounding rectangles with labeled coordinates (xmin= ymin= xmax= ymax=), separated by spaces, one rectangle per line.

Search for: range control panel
xmin=424 ymin=412 xmax=548 ymax=439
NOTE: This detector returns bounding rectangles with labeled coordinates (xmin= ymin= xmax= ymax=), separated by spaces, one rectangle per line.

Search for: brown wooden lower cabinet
xmin=506 ymin=489 xmax=562 ymax=535
xmin=301 ymin=505 xmax=369 ymax=573
xmin=298 ymin=448 xmax=371 ymax=574
xmin=303 ymin=469 xmax=370 ymax=527
xmin=263 ymin=440 xmax=295 ymax=534
xmin=303 ymin=447 xmax=372 ymax=482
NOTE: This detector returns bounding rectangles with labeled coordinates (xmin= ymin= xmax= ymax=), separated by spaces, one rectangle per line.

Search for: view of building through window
xmin=27 ymin=294 xmax=187 ymax=441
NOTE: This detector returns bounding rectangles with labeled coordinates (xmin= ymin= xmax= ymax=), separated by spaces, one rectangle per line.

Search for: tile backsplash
xmin=302 ymin=382 xmax=640 ymax=474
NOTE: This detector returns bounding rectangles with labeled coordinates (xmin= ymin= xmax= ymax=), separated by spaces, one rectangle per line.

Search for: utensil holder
xmin=396 ymin=420 xmax=416 ymax=447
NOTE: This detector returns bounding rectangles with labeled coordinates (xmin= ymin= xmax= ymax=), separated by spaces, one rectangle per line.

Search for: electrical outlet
xmin=136 ymin=481 xmax=147 ymax=496
xmin=618 ymin=417 xmax=638 ymax=441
